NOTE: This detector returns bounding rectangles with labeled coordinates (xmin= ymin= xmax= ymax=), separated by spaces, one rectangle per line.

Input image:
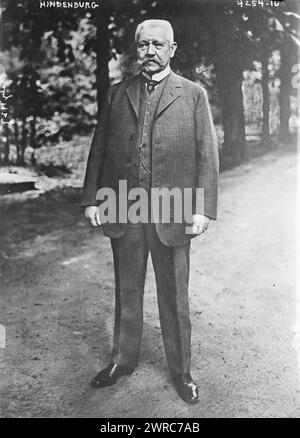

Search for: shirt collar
xmin=141 ymin=64 xmax=171 ymax=82
xmin=151 ymin=65 xmax=171 ymax=82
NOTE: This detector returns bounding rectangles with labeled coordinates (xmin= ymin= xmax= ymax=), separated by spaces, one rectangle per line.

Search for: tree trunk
xmin=4 ymin=124 xmax=10 ymax=164
xmin=19 ymin=117 xmax=27 ymax=165
xmin=30 ymin=115 xmax=37 ymax=149
xmin=14 ymin=121 xmax=20 ymax=164
xmin=215 ymin=59 xmax=246 ymax=168
xmin=95 ymin=0 xmax=112 ymax=114
xmin=261 ymin=53 xmax=270 ymax=149
xmin=279 ymin=38 xmax=293 ymax=142
xmin=30 ymin=116 xmax=37 ymax=165
xmin=210 ymin=4 xmax=246 ymax=169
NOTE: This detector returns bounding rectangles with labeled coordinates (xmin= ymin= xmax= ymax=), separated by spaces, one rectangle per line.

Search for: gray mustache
xmin=144 ymin=60 xmax=159 ymax=65
xmin=137 ymin=59 xmax=160 ymax=66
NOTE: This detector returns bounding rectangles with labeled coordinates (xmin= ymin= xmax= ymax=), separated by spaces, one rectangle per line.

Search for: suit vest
xmin=132 ymin=75 xmax=169 ymax=191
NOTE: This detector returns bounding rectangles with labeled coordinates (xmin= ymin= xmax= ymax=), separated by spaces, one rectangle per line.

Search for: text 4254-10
xmin=237 ymin=0 xmax=281 ymax=7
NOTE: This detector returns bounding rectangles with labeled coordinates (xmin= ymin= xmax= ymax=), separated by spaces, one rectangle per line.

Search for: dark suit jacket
xmin=81 ymin=71 xmax=219 ymax=247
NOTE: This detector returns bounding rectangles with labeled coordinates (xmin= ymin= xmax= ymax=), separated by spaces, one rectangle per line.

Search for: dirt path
xmin=0 ymin=147 xmax=299 ymax=418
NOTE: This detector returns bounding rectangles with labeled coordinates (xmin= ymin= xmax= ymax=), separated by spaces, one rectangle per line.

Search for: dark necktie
xmin=146 ymin=79 xmax=159 ymax=94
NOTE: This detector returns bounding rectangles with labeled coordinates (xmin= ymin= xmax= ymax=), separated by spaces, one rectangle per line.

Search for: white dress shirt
xmin=141 ymin=64 xmax=171 ymax=88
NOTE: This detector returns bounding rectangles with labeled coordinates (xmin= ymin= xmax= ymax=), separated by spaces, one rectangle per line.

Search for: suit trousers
xmin=110 ymin=222 xmax=191 ymax=376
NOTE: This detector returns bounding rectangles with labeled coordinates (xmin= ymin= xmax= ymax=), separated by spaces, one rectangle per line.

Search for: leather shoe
xmin=173 ymin=373 xmax=199 ymax=403
xmin=90 ymin=362 xmax=135 ymax=388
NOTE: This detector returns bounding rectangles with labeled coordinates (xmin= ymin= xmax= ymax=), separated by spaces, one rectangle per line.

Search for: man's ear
xmin=170 ymin=42 xmax=178 ymax=58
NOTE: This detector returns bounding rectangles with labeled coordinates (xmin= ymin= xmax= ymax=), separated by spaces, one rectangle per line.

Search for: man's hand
xmin=191 ymin=214 xmax=210 ymax=235
xmin=85 ymin=206 xmax=101 ymax=227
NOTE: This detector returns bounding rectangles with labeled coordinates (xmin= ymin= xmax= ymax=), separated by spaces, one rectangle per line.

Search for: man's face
xmin=136 ymin=25 xmax=177 ymax=75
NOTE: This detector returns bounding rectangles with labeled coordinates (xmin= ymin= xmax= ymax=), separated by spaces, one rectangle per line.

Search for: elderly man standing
xmin=81 ymin=19 xmax=219 ymax=403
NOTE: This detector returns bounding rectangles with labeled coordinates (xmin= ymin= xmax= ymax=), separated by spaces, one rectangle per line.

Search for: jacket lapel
xmin=155 ymin=71 xmax=182 ymax=119
xmin=125 ymin=75 xmax=140 ymax=118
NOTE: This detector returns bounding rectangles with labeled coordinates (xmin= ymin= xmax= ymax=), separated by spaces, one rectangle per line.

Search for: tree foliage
xmin=0 ymin=0 xmax=299 ymax=167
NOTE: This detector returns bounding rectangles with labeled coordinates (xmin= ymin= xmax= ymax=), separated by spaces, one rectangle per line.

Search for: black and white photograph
xmin=0 ymin=0 xmax=299 ymax=419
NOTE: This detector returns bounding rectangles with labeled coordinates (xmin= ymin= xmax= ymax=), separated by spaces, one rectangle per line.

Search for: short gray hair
xmin=135 ymin=19 xmax=174 ymax=45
